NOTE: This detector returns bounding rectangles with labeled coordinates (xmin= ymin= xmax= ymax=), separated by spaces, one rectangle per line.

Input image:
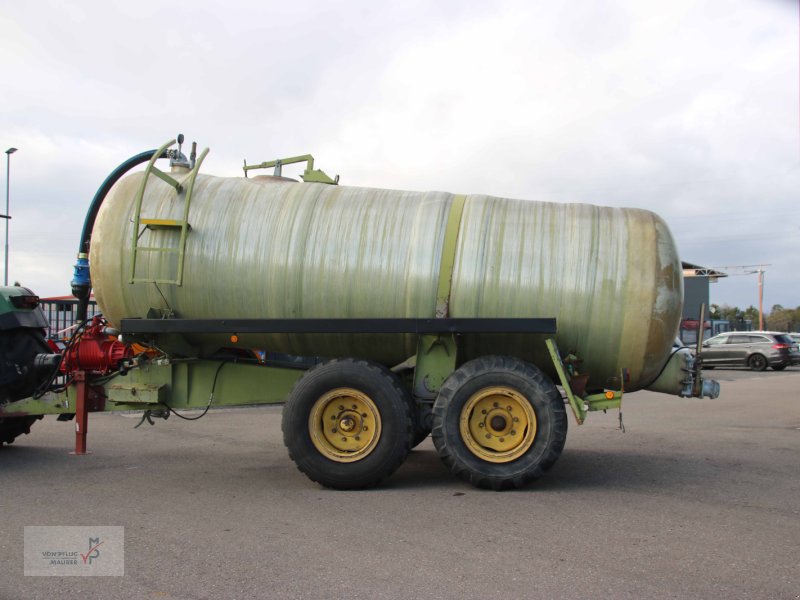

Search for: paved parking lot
xmin=2 ymin=368 xmax=799 ymax=599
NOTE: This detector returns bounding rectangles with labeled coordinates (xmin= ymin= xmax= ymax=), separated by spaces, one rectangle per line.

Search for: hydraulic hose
xmin=72 ymin=149 xmax=167 ymax=321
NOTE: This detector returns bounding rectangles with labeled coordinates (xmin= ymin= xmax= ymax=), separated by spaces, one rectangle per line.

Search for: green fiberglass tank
xmin=90 ymin=169 xmax=683 ymax=392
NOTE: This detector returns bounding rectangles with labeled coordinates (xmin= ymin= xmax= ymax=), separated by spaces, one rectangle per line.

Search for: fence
xmin=38 ymin=298 xmax=100 ymax=342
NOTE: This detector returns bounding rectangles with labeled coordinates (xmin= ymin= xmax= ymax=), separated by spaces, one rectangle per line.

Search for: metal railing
xmin=39 ymin=298 xmax=99 ymax=342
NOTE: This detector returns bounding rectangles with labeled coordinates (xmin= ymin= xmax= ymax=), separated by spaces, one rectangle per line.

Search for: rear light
xmin=771 ymin=343 xmax=789 ymax=350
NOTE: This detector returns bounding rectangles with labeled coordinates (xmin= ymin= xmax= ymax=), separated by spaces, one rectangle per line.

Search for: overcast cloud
xmin=0 ymin=0 xmax=797 ymax=310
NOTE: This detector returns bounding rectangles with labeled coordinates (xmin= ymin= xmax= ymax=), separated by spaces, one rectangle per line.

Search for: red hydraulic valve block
xmin=62 ymin=316 xmax=133 ymax=375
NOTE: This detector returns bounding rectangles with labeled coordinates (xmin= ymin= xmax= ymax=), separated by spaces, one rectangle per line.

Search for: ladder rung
xmin=132 ymin=278 xmax=182 ymax=285
xmin=141 ymin=218 xmax=190 ymax=230
xmin=136 ymin=247 xmax=180 ymax=253
xmin=150 ymin=166 xmax=183 ymax=192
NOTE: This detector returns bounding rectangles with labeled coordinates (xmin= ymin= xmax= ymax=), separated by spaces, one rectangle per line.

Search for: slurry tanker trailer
xmin=0 ymin=136 xmax=719 ymax=490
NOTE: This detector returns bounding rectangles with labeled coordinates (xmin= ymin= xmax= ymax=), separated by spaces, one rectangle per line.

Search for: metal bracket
xmin=544 ymin=338 xmax=622 ymax=425
xmin=108 ymin=382 xmax=166 ymax=405
xmin=243 ymin=154 xmax=338 ymax=184
xmin=413 ymin=334 xmax=458 ymax=399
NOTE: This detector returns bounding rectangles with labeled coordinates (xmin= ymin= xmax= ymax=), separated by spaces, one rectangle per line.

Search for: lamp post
xmin=4 ymin=147 xmax=17 ymax=286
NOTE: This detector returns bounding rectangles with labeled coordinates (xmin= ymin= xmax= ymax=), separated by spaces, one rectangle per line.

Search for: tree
xmin=717 ymin=304 xmax=742 ymax=322
xmin=766 ymin=305 xmax=799 ymax=332
xmin=742 ymin=306 xmax=760 ymax=324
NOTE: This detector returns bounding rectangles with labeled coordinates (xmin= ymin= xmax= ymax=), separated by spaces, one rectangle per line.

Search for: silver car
xmin=700 ymin=331 xmax=799 ymax=371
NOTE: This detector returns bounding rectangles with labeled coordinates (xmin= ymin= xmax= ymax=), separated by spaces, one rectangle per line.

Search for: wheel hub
xmin=489 ymin=414 xmax=507 ymax=431
xmin=460 ymin=386 xmax=537 ymax=463
xmin=309 ymin=388 xmax=382 ymax=463
xmin=339 ymin=414 xmax=357 ymax=433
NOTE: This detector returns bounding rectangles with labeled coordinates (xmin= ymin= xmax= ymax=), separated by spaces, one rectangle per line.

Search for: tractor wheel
xmin=0 ymin=416 xmax=41 ymax=446
xmin=431 ymin=356 xmax=567 ymax=490
xmin=282 ymin=359 xmax=413 ymax=489
xmin=748 ymin=354 xmax=768 ymax=372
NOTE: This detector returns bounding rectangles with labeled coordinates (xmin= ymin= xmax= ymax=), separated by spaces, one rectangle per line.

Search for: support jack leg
xmin=70 ymin=371 xmax=92 ymax=455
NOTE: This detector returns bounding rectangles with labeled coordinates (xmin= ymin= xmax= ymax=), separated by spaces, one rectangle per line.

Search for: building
xmin=679 ymin=262 xmax=729 ymax=344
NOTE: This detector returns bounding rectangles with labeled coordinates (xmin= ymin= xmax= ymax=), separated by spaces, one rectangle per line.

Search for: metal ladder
xmin=129 ymin=138 xmax=209 ymax=286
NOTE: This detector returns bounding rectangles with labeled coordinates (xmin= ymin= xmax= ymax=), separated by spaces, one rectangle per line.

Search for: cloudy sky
xmin=1 ymin=0 xmax=797 ymax=310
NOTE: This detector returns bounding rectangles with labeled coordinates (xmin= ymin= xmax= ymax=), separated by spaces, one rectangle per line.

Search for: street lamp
xmin=4 ymin=147 xmax=17 ymax=286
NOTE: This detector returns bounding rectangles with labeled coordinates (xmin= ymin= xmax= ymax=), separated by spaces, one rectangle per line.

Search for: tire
xmin=747 ymin=354 xmax=768 ymax=372
xmin=0 ymin=416 xmax=41 ymax=446
xmin=771 ymin=364 xmax=787 ymax=371
xmin=282 ymin=359 xmax=413 ymax=489
xmin=431 ymin=356 xmax=567 ymax=490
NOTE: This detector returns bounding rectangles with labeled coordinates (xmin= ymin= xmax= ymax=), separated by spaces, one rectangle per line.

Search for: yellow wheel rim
xmin=459 ymin=386 xmax=537 ymax=463
xmin=309 ymin=388 xmax=382 ymax=463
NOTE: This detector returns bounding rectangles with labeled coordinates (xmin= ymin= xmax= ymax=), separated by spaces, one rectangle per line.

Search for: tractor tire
xmin=282 ymin=358 xmax=413 ymax=489
xmin=431 ymin=356 xmax=567 ymax=490
xmin=0 ymin=416 xmax=41 ymax=446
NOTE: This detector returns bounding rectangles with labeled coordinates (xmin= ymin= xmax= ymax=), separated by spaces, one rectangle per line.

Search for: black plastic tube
xmin=73 ymin=149 xmax=167 ymax=321
xmin=77 ymin=149 xmax=165 ymax=255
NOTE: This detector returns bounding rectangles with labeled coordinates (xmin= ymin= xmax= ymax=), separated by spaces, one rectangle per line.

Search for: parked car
xmin=700 ymin=331 xmax=799 ymax=371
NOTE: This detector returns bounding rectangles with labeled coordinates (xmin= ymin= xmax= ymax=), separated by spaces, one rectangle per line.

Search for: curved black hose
xmin=74 ymin=149 xmax=167 ymax=321
xmin=162 ymin=361 xmax=231 ymax=421
xmin=77 ymin=149 xmax=165 ymax=256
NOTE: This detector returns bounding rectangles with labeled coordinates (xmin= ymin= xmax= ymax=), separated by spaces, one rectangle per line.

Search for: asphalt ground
xmin=1 ymin=367 xmax=798 ymax=600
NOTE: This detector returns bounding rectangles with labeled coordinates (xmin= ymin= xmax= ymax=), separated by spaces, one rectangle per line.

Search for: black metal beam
xmin=119 ymin=317 xmax=557 ymax=335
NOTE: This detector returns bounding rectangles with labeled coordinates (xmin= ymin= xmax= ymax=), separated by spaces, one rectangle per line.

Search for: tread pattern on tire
xmin=282 ymin=358 xmax=413 ymax=490
xmin=432 ymin=355 xmax=567 ymax=491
